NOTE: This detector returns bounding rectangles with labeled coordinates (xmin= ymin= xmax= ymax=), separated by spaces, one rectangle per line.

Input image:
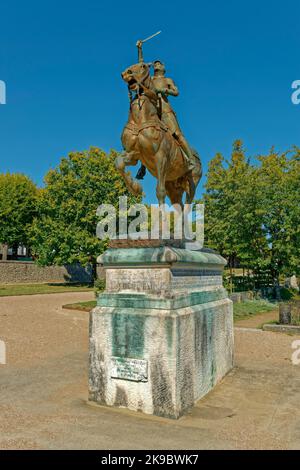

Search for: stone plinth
xmin=89 ymin=245 xmax=234 ymax=419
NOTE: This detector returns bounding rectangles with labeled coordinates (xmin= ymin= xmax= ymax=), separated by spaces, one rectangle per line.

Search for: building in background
xmin=0 ymin=244 xmax=32 ymax=261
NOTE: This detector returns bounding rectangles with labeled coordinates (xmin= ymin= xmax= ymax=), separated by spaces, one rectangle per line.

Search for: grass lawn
xmin=233 ymin=299 xmax=277 ymax=322
xmin=0 ymin=283 xmax=93 ymax=297
xmin=62 ymin=300 xmax=97 ymax=312
xmin=62 ymin=298 xmax=278 ymax=321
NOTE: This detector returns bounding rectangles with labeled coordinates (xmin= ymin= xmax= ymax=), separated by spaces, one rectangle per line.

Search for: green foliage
xmin=279 ymin=287 xmax=299 ymax=301
xmin=203 ymin=141 xmax=300 ymax=290
xmin=94 ymin=277 xmax=106 ymax=294
xmin=0 ymin=282 xmax=92 ymax=297
xmin=257 ymin=148 xmax=300 ymax=282
xmin=30 ymin=148 xmax=141 ymax=273
xmin=62 ymin=300 xmax=97 ymax=312
xmin=233 ymin=299 xmax=277 ymax=322
xmin=0 ymin=173 xmax=38 ymax=247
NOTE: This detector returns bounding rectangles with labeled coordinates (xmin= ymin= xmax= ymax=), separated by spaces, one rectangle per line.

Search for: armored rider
xmin=135 ymin=40 xmax=196 ymax=180
xmin=152 ymin=60 xmax=195 ymax=171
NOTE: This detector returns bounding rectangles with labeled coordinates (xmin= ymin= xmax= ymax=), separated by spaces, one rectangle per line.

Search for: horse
xmin=115 ymin=61 xmax=202 ymax=206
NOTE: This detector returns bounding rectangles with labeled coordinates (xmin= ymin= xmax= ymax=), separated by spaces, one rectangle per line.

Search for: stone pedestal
xmin=89 ymin=245 xmax=234 ymax=419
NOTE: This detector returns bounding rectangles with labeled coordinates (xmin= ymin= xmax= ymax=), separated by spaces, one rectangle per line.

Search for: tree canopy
xmin=0 ymin=173 xmax=38 ymax=247
xmin=203 ymin=141 xmax=300 ymax=288
xmin=30 ymin=148 xmax=141 ymax=274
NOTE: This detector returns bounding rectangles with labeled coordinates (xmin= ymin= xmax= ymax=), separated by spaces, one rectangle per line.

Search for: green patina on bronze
xmin=165 ymin=317 xmax=174 ymax=356
xmin=112 ymin=313 xmax=145 ymax=358
xmin=99 ymin=247 xmax=227 ymax=268
xmin=98 ymin=289 xmax=227 ymax=310
xmin=204 ymin=308 xmax=216 ymax=387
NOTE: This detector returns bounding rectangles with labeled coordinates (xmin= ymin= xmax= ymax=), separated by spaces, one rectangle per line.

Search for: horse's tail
xmin=191 ymin=149 xmax=202 ymax=179
xmin=185 ymin=149 xmax=202 ymax=204
xmin=165 ymin=149 xmax=202 ymax=205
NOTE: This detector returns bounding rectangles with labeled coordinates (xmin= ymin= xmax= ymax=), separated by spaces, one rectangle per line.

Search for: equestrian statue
xmin=115 ymin=33 xmax=202 ymax=206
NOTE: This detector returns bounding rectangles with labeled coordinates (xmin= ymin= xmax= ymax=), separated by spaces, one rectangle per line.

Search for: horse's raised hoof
xmin=131 ymin=180 xmax=143 ymax=196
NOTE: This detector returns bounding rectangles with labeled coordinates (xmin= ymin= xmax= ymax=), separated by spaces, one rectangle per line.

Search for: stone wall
xmin=0 ymin=261 xmax=94 ymax=284
xmin=229 ymin=291 xmax=256 ymax=303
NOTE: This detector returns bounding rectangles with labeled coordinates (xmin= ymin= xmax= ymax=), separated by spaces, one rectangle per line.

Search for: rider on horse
xmin=136 ymin=41 xmax=196 ymax=180
xmin=152 ymin=60 xmax=196 ymax=171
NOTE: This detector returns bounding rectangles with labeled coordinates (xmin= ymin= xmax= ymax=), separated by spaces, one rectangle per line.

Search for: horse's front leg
xmin=115 ymin=151 xmax=143 ymax=196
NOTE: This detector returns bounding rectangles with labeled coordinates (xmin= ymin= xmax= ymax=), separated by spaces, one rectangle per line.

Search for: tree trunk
xmin=279 ymin=303 xmax=291 ymax=324
xmin=11 ymin=243 xmax=18 ymax=260
xmin=91 ymin=260 xmax=98 ymax=283
xmin=273 ymin=271 xmax=281 ymax=300
xmin=1 ymin=244 xmax=8 ymax=261
xmin=229 ymin=256 xmax=233 ymax=294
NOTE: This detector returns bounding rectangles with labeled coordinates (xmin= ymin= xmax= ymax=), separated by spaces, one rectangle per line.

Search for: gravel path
xmin=235 ymin=310 xmax=278 ymax=328
xmin=0 ymin=293 xmax=300 ymax=450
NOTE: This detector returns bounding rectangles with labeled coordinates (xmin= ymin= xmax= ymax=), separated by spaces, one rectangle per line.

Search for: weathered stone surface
xmin=229 ymin=291 xmax=256 ymax=303
xmin=89 ymin=246 xmax=234 ymax=419
xmin=279 ymin=303 xmax=292 ymax=325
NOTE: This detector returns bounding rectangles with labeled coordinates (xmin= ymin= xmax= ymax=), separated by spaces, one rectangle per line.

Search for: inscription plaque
xmin=111 ymin=356 xmax=148 ymax=382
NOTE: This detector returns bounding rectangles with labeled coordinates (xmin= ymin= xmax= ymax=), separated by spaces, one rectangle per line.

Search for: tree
xmin=30 ymin=148 xmax=141 ymax=278
xmin=286 ymin=147 xmax=300 ymax=273
xmin=257 ymin=147 xmax=300 ymax=289
xmin=203 ymin=141 xmax=300 ymax=294
xmin=0 ymin=173 xmax=38 ymax=258
xmin=204 ymin=141 xmax=265 ymax=274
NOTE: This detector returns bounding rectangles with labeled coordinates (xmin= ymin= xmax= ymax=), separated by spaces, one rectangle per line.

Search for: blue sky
xmin=0 ymin=0 xmax=299 ymax=203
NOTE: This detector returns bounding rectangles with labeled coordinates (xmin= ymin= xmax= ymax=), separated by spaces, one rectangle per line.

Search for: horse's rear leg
xmin=186 ymin=174 xmax=196 ymax=204
xmin=186 ymin=156 xmax=202 ymax=204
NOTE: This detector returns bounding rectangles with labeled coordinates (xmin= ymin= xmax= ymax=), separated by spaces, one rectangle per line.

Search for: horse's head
xmin=121 ymin=62 xmax=150 ymax=91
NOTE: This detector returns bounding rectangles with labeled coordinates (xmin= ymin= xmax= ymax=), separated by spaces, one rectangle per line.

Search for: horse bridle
xmin=128 ymin=67 xmax=152 ymax=104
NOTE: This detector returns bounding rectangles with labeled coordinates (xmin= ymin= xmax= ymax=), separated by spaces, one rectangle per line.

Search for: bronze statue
xmin=115 ymin=36 xmax=202 ymax=206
